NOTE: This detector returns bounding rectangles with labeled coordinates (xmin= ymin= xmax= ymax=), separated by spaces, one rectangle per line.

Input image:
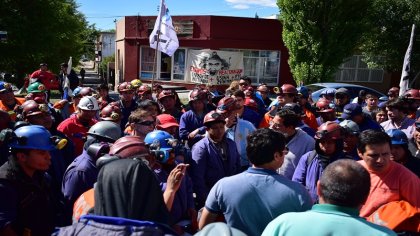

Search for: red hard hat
xmin=138 ymin=85 xmax=151 ymax=95
xmin=21 ymin=100 xmax=50 ymax=118
xmin=203 ymin=110 xmax=226 ymax=126
xmin=100 ymin=103 xmax=122 ymax=122
xmin=280 ymin=84 xmax=298 ymax=94
xmin=189 ymin=89 xmax=207 ymax=102
xmin=316 ymin=98 xmax=334 ymax=113
xmin=158 ymin=90 xmax=176 ymax=100
xmin=403 ymin=89 xmax=420 ymax=100
xmin=244 ymin=97 xmax=258 ymax=111
xmin=109 ymin=136 xmax=149 ymax=159
xmin=315 ymin=121 xmax=343 ymax=140
xmin=117 ymin=82 xmax=134 ymax=92
xmin=217 ymin=97 xmax=239 ymax=114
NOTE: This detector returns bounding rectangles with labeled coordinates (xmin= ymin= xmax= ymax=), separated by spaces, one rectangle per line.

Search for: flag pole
xmin=151 ymin=0 xmax=163 ymax=90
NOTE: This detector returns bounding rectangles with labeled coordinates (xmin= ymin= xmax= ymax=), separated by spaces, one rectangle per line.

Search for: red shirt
xmin=30 ymin=69 xmax=56 ymax=90
xmin=57 ymin=115 xmax=97 ymax=157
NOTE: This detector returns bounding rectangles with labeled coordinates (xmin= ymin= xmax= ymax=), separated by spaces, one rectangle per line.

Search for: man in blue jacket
xmin=189 ymin=110 xmax=240 ymax=208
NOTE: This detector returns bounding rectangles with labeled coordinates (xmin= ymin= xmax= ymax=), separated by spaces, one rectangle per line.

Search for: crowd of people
xmin=0 ymin=65 xmax=419 ymax=236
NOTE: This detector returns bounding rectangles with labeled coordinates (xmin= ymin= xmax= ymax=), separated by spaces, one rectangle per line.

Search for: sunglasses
xmin=239 ymin=83 xmax=248 ymax=86
xmin=136 ymin=120 xmax=155 ymax=126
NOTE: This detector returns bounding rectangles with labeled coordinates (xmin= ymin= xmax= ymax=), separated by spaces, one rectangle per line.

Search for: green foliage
xmin=0 ymin=0 xmax=99 ymax=86
xmin=360 ymin=0 xmax=420 ymax=75
xmin=277 ymin=0 xmax=372 ymax=84
xmin=99 ymin=54 xmax=115 ymax=78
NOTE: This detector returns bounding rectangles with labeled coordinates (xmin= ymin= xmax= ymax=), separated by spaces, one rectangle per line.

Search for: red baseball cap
xmin=156 ymin=114 xmax=179 ymax=129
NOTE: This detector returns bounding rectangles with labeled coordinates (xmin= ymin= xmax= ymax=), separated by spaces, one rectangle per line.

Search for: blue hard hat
xmin=320 ymin=88 xmax=337 ymax=97
xmin=386 ymin=129 xmax=408 ymax=145
xmin=145 ymin=130 xmax=174 ymax=163
xmin=9 ymin=125 xmax=56 ymax=151
xmin=297 ymin=86 xmax=309 ymax=98
xmin=72 ymin=87 xmax=82 ymax=97
xmin=0 ymin=81 xmax=12 ymax=92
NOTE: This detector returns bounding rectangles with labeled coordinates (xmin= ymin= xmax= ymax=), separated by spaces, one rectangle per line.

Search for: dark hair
xmin=246 ymin=128 xmax=286 ymax=166
xmin=60 ymin=63 xmax=68 ymax=67
xmin=240 ymin=76 xmax=252 ymax=85
xmin=319 ymin=159 xmax=370 ymax=208
xmin=138 ymin=99 xmax=162 ymax=114
xmin=385 ymin=98 xmax=407 ymax=112
xmin=232 ymin=90 xmax=245 ymax=99
xmin=97 ymin=83 xmax=109 ymax=91
xmin=365 ymin=93 xmax=378 ymax=99
xmin=357 ymin=130 xmax=391 ymax=154
xmin=275 ymin=109 xmax=300 ymax=128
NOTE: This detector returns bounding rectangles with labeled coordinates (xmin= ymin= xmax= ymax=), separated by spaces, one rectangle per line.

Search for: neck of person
xmin=131 ymin=131 xmax=146 ymax=141
xmin=252 ymin=163 xmax=278 ymax=171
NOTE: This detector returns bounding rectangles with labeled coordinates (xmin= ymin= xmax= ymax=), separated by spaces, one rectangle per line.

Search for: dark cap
xmin=335 ymin=88 xmax=350 ymax=97
xmin=282 ymin=103 xmax=304 ymax=116
xmin=341 ymin=103 xmax=363 ymax=120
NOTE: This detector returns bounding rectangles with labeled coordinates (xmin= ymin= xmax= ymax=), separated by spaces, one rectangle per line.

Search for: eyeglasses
xmin=136 ymin=120 xmax=155 ymax=126
xmin=239 ymin=82 xmax=248 ymax=86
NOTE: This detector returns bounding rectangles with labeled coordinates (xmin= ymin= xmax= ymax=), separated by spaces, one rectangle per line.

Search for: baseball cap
xmin=156 ymin=114 xmax=179 ymax=129
xmin=341 ymin=103 xmax=363 ymax=120
xmin=335 ymin=88 xmax=350 ymax=97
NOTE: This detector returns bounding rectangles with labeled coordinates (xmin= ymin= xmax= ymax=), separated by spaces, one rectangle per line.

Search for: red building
xmin=115 ymin=15 xmax=294 ymax=89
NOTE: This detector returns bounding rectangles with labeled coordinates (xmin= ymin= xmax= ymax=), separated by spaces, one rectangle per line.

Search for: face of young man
xmin=18 ymin=149 xmax=51 ymax=176
xmin=133 ymin=115 xmax=155 ymax=137
xmin=358 ymin=142 xmax=391 ymax=174
xmin=390 ymin=145 xmax=407 ymax=163
xmin=207 ymin=122 xmax=226 ymax=142
xmin=160 ymin=96 xmax=176 ymax=111
xmin=318 ymin=139 xmax=337 ymax=155
xmin=386 ymin=107 xmax=404 ymax=122
xmin=365 ymin=96 xmax=378 ymax=108
xmin=120 ymin=90 xmax=135 ymax=102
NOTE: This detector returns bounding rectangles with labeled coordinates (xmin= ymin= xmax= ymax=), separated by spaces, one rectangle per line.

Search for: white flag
xmin=399 ymin=24 xmax=416 ymax=96
xmin=149 ymin=0 xmax=179 ymax=56
xmin=63 ymin=57 xmax=73 ymax=97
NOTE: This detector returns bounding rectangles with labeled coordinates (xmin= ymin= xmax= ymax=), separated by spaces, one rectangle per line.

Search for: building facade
xmin=115 ymin=15 xmax=294 ymax=89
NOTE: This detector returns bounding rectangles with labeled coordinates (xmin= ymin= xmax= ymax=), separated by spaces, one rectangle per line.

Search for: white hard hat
xmin=77 ymin=96 xmax=99 ymax=111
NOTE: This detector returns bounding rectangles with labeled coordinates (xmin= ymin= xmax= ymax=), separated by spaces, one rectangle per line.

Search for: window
xmin=335 ymin=55 xmax=384 ymax=83
xmin=140 ymin=47 xmax=155 ymax=79
xmin=242 ymin=50 xmax=280 ymax=85
xmin=173 ymin=49 xmax=186 ymax=80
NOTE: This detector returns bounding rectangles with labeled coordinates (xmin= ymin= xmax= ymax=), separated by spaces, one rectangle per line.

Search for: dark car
xmin=306 ymin=83 xmax=386 ymax=102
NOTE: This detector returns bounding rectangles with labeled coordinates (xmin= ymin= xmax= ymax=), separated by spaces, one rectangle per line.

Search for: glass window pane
xmin=141 ymin=47 xmax=155 ymax=72
xmin=173 ymin=49 xmax=186 ymax=80
xmin=369 ymin=69 xmax=384 ymax=82
xmin=244 ymin=58 xmax=258 ymax=77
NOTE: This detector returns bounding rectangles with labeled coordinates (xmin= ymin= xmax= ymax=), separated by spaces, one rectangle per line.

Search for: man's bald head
xmin=318 ymin=159 xmax=370 ymax=208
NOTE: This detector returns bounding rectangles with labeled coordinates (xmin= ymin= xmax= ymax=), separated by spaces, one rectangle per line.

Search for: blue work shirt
xmin=205 ymin=167 xmax=312 ymax=236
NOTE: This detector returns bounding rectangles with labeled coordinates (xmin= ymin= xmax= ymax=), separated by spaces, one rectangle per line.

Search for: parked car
xmin=306 ymin=83 xmax=386 ymax=102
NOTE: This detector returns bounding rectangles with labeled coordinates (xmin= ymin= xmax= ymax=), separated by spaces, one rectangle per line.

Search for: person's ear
xmin=316 ymin=181 xmax=321 ymax=196
xmin=357 ymin=149 xmax=363 ymax=159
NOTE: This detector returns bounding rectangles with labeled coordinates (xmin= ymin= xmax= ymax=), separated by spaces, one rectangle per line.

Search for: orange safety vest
xmin=72 ymin=188 xmax=95 ymax=223
xmin=0 ymin=97 xmax=25 ymax=121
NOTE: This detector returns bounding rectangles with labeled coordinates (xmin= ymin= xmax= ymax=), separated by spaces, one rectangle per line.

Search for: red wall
xmin=121 ymin=15 xmax=294 ymax=86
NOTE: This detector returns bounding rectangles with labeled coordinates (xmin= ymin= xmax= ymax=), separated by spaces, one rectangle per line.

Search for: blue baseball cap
xmin=341 ymin=103 xmax=363 ymax=120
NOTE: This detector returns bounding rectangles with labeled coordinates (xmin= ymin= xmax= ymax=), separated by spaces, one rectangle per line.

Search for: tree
xmin=360 ymin=0 xmax=420 ymax=84
xmin=277 ymin=0 xmax=372 ymax=84
xmin=0 ymin=0 xmax=98 ymax=86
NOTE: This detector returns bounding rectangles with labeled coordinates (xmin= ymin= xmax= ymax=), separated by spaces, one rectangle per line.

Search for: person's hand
xmin=188 ymin=129 xmax=199 ymax=140
xmin=167 ymin=164 xmax=189 ymax=193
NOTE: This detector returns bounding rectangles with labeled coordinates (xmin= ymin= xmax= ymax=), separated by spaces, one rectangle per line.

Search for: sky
xmin=76 ymin=0 xmax=279 ymax=30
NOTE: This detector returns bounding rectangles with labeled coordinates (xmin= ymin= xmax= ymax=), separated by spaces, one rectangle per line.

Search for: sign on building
xmin=187 ymin=49 xmax=244 ymax=85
